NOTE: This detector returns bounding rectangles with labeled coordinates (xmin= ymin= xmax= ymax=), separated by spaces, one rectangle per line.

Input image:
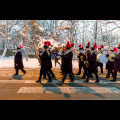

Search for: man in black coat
xmin=14 ymin=47 xmax=26 ymax=75
xmin=60 ymin=48 xmax=66 ymax=74
xmin=36 ymin=45 xmax=52 ymax=83
xmin=111 ymin=46 xmax=120 ymax=82
xmin=47 ymin=48 xmax=55 ymax=77
xmin=84 ymin=47 xmax=99 ymax=83
xmin=81 ymin=46 xmax=92 ymax=79
xmin=60 ymin=42 xmax=74 ymax=83
xmin=75 ymin=47 xmax=85 ymax=75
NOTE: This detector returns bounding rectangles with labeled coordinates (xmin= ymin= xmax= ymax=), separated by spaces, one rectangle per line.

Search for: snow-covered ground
xmin=0 ymin=56 xmax=79 ymax=69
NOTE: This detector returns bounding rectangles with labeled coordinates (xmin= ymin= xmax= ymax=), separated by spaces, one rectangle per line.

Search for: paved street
xmin=0 ymin=68 xmax=120 ymax=100
xmin=1 ymin=79 xmax=120 ymax=100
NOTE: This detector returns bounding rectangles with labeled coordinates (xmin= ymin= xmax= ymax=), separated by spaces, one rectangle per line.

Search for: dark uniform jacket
xmin=113 ymin=52 xmax=120 ymax=72
xmin=88 ymin=52 xmax=98 ymax=73
xmin=40 ymin=51 xmax=49 ymax=72
xmin=84 ymin=50 xmax=91 ymax=68
xmin=14 ymin=51 xmax=24 ymax=69
xmin=60 ymin=51 xmax=73 ymax=73
xmin=78 ymin=52 xmax=85 ymax=63
xmin=48 ymin=49 xmax=52 ymax=69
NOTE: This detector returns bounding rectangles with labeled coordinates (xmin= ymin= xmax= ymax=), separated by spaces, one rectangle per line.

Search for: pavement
xmin=1 ymin=78 xmax=120 ymax=100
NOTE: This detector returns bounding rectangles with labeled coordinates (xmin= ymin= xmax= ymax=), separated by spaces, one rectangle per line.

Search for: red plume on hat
xmin=71 ymin=43 xmax=74 ymax=47
xmin=81 ymin=45 xmax=84 ymax=50
xmin=66 ymin=41 xmax=71 ymax=49
xmin=19 ymin=44 xmax=23 ymax=48
xmin=100 ymin=44 xmax=104 ymax=48
xmin=93 ymin=43 xmax=97 ymax=49
xmin=47 ymin=41 xmax=51 ymax=46
xmin=78 ymin=44 xmax=82 ymax=47
xmin=113 ymin=47 xmax=117 ymax=52
xmin=119 ymin=44 xmax=120 ymax=47
xmin=87 ymin=41 xmax=90 ymax=47
xmin=44 ymin=41 xmax=48 ymax=46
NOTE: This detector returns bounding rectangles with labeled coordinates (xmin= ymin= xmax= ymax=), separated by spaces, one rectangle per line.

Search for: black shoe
xmin=47 ymin=80 xmax=52 ymax=83
xmin=13 ymin=74 xmax=18 ymax=76
xmin=23 ymin=71 xmax=26 ymax=75
xmin=81 ymin=77 xmax=86 ymax=79
xmin=84 ymin=80 xmax=89 ymax=82
xmin=105 ymin=76 xmax=109 ymax=78
xmin=36 ymin=80 xmax=41 ymax=83
xmin=111 ymin=80 xmax=116 ymax=82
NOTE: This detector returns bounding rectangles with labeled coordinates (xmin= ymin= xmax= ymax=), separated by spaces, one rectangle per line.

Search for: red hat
xmin=93 ymin=43 xmax=97 ymax=49
xmin=119 ymin=44 xmax=120 ymax=47
xmin=66 ymin=41 xmax=71 ymax=49
xmin=71 ymin=43 xmax=74 ymax=47
xmin=19 ymin=44 xmax=23 ymax=48
xmin=87 ymin=41 xmax=90 ymax=47
xmin=78 ymin=44 xmax=82 ymax=47
xmin=81 ymin=45 xmax=84 ymax=50
xmin=47 ymin=41 xmax=51 ymax=46
xmin=113 ymin=47 xmax=117 ymax=52
xmin=100 ymin=45 xmax=104 ymax=48
xmin=44 ymin=41 xmax=48 ymax=45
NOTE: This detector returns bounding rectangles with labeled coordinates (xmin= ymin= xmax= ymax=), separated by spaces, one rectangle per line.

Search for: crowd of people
xmin=14 ymin=40 xmax=120 ymax=83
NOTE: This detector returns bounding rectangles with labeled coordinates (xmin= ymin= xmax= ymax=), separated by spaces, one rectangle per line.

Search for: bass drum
xmin=99 ymin=54 xmax=108 ymax=63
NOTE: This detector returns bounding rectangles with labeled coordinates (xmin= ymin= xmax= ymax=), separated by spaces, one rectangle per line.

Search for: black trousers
xmin=97 ymin=62 xmax=103 ymax=73
xmin=62 ymin=72 xmax=74 ymax=82
xmin=15 ymin=68 xmax=26 ymax=75
xmin=39 ymin=69 xmax=51 ymax=81
xmin=106 ymin=69 xmax=114 ymax=77
xmin=77 ymin=62 xmax=84 ymax=74
xmin=82 ymin=66 xmax=93 ymax=78
xmin=113 ymin=70 xmax=117 ymax=81
xmin=44 ymin=68 xmax=55 ymax=78
xmin=86 ymin=72 xmax=99 ymax=82
xmin=55 ymin=59 xmax=61 ymax=66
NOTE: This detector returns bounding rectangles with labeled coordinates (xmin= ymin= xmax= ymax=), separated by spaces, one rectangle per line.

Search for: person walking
xmin=14 ymin=47 xmax=26 ymax=76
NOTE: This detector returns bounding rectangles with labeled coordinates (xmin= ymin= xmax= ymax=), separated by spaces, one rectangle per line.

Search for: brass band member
xmin=60 ymin=41 xmax=74 ymax=83
xmin=36 ymin=42 xmax=52 ymax=83
xmin=75 ymin=46 xmax=85 ymax=75
xmin=111 ymin=46 xmax=120 ymax=82
xmin=105 ymin=49 xmax=116 ymax=78
xmin=97 ymin=46 xmax=104 ymax=73
xmin=84 ymin=47 xmax=99 ymax=83
xmin=81 ymin=44 xmax=92 ymax=79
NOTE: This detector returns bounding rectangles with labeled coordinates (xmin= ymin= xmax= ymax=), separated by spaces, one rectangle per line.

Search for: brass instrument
xmin=108 ymin=53 xmax=116 ymax=62
xmin=84 ymin=52 xmax=89 ymax=68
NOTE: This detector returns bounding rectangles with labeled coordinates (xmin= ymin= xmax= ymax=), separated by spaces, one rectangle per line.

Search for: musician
xmin=111 ymin=46 xmax=120 ymax=82
xmin=14 ymin=47 xmax=26 ymax=76
xmin=60 ymin=41 xmax=74 ymax=83
xmin=48 ymin=47 xmax=55 ymax=78
xmin=81 ymin=45 xmax=92 ymax=79
xmin=105 ymin=50 xmax=116 ymax=78
xmin=97 ymin=47 xmax=103 ymax=73
xmin=61 ymin=47 xmax=66 ymax=74
xmin=36 ymin=44 xmax=52 ymax=83
xmin=84 ymin=47 xmax=99 ymax=83
xmin=54 ymin=47 xmax=61 ymax=67
xmin=75 ymin=47 xmax=85 ymax=75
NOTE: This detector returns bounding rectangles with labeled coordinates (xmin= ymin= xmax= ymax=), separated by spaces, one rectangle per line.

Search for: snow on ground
xmin=0 ymin=56 xmax=79 ymax=69
xmin=0 ymin=56 xmax=106 ymax=69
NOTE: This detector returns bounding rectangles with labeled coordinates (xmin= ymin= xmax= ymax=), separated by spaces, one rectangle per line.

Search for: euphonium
xmin=108 ymin=53 xmax=116 ymax=62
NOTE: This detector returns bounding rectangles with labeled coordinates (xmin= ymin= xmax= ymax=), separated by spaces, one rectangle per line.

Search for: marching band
xmin=14 ymin=40 xmax=120 ymax=83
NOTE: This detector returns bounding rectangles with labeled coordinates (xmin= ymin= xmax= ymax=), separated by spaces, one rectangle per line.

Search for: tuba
xmin=108 ymin=53 xmax=116 ymax=62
